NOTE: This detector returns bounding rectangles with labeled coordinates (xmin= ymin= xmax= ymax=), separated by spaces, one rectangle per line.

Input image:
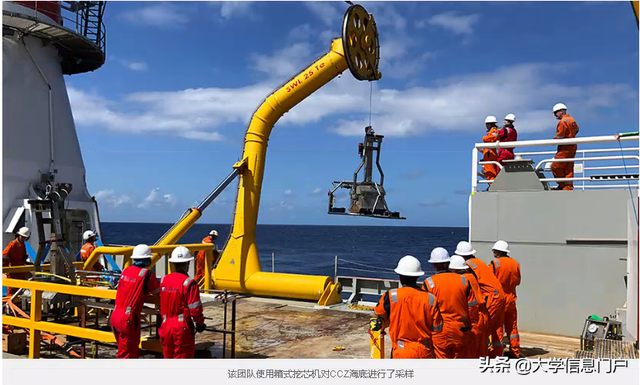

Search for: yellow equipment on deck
xmin=148 ymin=5 xmax=383 ymax=306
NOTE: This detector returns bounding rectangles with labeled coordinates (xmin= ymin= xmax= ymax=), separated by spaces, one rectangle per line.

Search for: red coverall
xmin=3 ymin=239 xmax=28 ymax=295
xmin=497 ymin=124 xmax=518 ymax=163
xmin=374 ymin=285 xmax=443 ymax=358
xmin=80 ymin=242 xmax=102 ymax=271
xmin=490 ymin=256 xmax=522 ymax=357
xmin=111 ymin=266 xmax=160 ymax=358
xmin=466 ymin=258 xmax=506 ymax=358
xmin=481 ymin=127 xmax=500 ymax=180
xmin=552 ymin=115 xmax=579 ymax=190
xmin=195 ymin=236 xmax=213 ymax=285
xmin=463 ymin=271 xmax=489 ymax=358
xmin=423 ymin=272 xmax=472 ymax=358
xmin=160 ymin=272 xmax=205 ymax=359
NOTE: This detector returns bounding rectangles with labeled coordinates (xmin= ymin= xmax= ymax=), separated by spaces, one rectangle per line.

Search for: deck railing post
xmin=204 ymin=249 xmax=213 ymax=290
xmin=29 ymin=288 xmax=42 ymax=359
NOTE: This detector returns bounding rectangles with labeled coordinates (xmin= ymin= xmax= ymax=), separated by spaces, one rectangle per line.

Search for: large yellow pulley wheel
xmin=342 ymin=4 xmax=382 ymax=81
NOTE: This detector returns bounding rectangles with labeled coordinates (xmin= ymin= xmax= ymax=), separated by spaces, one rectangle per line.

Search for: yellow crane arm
xmin=213 ymin=5 xmax=382 ymax=302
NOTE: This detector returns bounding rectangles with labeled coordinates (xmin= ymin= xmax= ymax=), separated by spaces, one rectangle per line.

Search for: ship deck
xmin=3 ymin=294 xmax=581 ymax=359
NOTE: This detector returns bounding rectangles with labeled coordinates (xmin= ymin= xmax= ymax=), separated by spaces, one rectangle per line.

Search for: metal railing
xmin=2 ymin=243 xmax=218 ymax=358
xmin=472 ymin=134 xmax=639 ymax=192
xmin=60 ymin=1 xmax=107 ymax=55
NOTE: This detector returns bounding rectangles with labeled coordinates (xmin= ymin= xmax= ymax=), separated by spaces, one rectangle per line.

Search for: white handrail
xmin=475 ymin=135 xmax=637 ymax=150
xmin=584 ymin=185 xmax=638 ymax=189
xmin=517 ymin=147 xmax=639 ymax=157
xmin=585 ymin=165 xmax=640 ymax=171
xmin=534 ymin=155 xmax=640 ymax=171
xmin=478 ymin=177 xmax=639 ymax=184
xmin=478 ymin=161 xmax=504 ymax=170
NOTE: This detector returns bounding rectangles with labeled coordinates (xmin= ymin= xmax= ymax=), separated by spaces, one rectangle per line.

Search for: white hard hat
xmin=428 ymin=247 xmax=451 ymax=263
xmin=492 ymin=240 xmax=510 ymax=253
xmin=484 ymin=115 xmax=497 ymax=124
xmin=169 ymin=246 xmax=194 ymax=263
xmin=449 ymin=255 xmax=468 ymax=270
xmin=394 ymin=255 xmax=424 ymax=277
xmin=131 ymin=244 xmax=154 ymax=260
xmin=504 ymin=113 xmax=516 ymax=122
xmin=83 ymin=230 xmax=96 ymax=241
xmin=552 ymin=103 xmax=567 ymax=113
xmin=17 ymin=227 xmax=30 ymax=238
xmin=209 ymin=230 xmax=218 ymax=237
xmin=454 ymin=241 xmax=476 ymax=256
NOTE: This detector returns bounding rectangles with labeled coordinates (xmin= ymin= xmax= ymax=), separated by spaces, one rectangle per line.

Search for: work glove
xmin=196 ymin=323 xmax=206 ymax=333
xmin=370 ymin=317 xmax=383 ymax=332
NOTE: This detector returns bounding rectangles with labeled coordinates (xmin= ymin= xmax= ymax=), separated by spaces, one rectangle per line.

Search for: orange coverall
xmin=195 ymin=236 xmax=214 ymax=284
xmin=374 ymin=286 xmax=444 ymax=358
xmin=3 ymin=239 xmax=28 ymax=295
xmin=490 ymin=256 xmax=522 ymax=357
xmin=463 ymin=271 xmax=489 ymax=358
xmin=481 ymin=127 xmax=500 ymax=180
xmin=552 ymin=114 xmax=579 ymax=190
xmin=80 ymin=242 xmax=102 ymax=272
xmin=466 ymin=257 xmax=506 ymax=357
xmin=423 ymin=272 xmax=472 ymax=358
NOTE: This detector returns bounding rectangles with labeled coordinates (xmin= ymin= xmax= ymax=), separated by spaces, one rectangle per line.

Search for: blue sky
xmin=67 ymin=1 xmax=639 ymax=227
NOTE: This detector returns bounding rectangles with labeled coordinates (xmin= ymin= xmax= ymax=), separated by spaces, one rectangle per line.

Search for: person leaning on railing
xmin=551 ymin=103 xmax=580 ymax=191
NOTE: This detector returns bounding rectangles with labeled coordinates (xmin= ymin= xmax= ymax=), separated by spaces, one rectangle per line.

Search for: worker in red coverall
xmin=551 ymin=103 xmax=580 ymax=190
xmin=3 ymin=227 xmax=31 ymax=295
xmin=490 ymin=240 xmax=522 ymax=358
xmin=160 ymin=246 xmax=206 ymax=359
xmin=195 ymin=230 xmax=218 ymax=285
xmin=455 ymin=241 xmax=506 ymax=358
xmin=80 ymin=230 xmax=103 ymax=272
xmin=423 ymin=248 xmax=472 ymax=359
xmin=373 ymin=255 xmax=444 ymax=359
xmin=110 ymin=244 xmax=160 ymax=358
xmin=497 ymin=113 xmax=518 ymax=164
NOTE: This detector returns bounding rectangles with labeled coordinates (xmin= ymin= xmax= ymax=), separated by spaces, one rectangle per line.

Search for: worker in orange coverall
xmin=80 ymin=230 xmax=103 ymax=272
xmin=551 ymin=103 xmax=580 ymax=190
xmin=480 ymin=115 xmax=500 ymax=180
xmin=111 ymin=244 xmax=161 ymax=358
xmin=422 ymin=248 xmax=472 ymax=359
xmin=449 ymin=255 xmax=489 ymax=358
xmin=455 ymin=241 xmax=506 ymax=358
xmin=2 ymin=227 xmax=31 ymax=295
xmin=490 ymin=240 xmax=522 ymax=358
xmin=160 ymin=246 xmax=206 ymax=359
xmin=373 ymin=255 xmax=444 ymax=359
xmin=195 ymin=230 xmax=218 ymax=285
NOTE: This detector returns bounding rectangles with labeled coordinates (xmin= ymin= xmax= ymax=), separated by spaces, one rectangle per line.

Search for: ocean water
xmin=101 ymin=223 xmax=469 ymax=279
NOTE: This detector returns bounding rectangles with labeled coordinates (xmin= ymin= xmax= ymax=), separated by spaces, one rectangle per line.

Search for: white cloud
xmin=69 ymin=56 xmax=634 ymax=142
xmin=312 ymin=188 xmax=322 ymax=195
xmin=137 ymin=188 xmax=178 ymax=209
xmin=94 ymin=190 xmax=134 ymax=208
xmin=122 ymin=4 xmax=189 ymax=27
xmin=421 ymin=12 xmax=479 ymax=35
xmin=126 ymin=62 xmax=148 ymax=71
xmin=250 ymin=43 xmax=314 ymax=79
xmin=328 ymin=63 xmax=636 ymax=137
xmin=304 ymin=2 xmax=342 ymax=27
xmin=284 ymin=189 xmax=293 ymax=196
xmin=220 ymin=1 xmax=253 ymax=19
xmin=112 ymin=57 xmax=149 ymax=72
